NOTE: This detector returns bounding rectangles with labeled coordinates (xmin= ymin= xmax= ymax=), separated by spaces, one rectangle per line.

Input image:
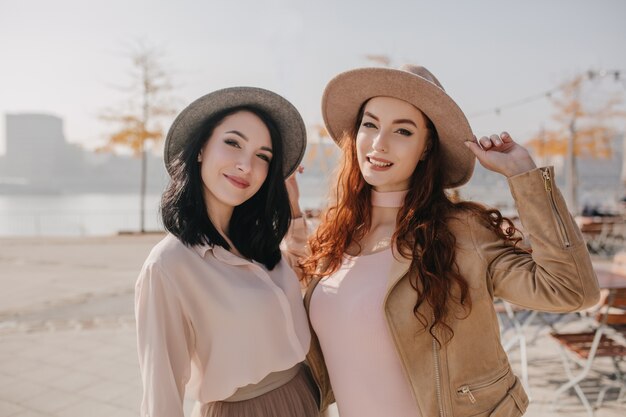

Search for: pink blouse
xmin=135 ymin=219 xmax=311 ymax=417
xmin=310 ymin=248 xmax=421 ymax=417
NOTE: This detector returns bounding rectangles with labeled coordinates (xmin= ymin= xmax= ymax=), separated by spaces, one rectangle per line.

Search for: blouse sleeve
xmin=281 ymin=216 xmax=311 ymax=281
xmin=470 ymin=166 xmax=600 ymax=312
xmin=135 ymin=261 xmax=193 ymax=417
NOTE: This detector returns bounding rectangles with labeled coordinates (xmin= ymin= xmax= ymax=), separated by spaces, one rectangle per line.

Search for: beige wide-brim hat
xmin=165 ymin=87 xmax=306 ymax=178
xmin=322 ymin=64 xmax=475 ymax=188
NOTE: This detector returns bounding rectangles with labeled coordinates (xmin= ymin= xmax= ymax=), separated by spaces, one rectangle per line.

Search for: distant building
xmin=0 ymin=113 xmax=168 ymax=194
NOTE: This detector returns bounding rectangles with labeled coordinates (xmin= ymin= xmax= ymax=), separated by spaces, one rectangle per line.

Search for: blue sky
xmin=1 ymin=0 xmax=625 ymax=155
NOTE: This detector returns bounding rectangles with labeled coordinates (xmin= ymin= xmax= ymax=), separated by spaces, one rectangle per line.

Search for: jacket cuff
xmin=506 ymin=167 xmax=548 ymax=198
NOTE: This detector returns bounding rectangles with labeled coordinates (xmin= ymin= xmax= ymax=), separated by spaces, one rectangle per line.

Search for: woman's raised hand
xmin=285 ymin=165 xmax=304 ymax=218
xmin=464 ymin=132 xmax=537 ymax=177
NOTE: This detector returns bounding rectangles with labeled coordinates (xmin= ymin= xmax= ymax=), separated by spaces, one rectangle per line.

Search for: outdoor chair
xmin=495 ymin=299 xmax=575 ymax=397
xmin=495 ymin=300 xmax=533 ymax=393
xmin=550 ymin=288 xmax=626 ymax=417
xmin=581 ymin=219 xmax=626 ymax=257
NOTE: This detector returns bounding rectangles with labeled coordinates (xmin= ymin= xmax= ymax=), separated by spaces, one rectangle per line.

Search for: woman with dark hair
xmin=135 ymin=87 xmax=318 ymax=417
xmin=295 ymin=65 xmax=600 ymax=417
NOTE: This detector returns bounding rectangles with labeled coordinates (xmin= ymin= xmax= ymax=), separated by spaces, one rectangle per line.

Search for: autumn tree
xmin=100 ymin=43 xmax=176 ymax=233
xmin=526 ymin=71 xmax=625 ymax=212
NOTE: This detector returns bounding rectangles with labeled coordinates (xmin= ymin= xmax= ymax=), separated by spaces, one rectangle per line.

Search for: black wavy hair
xmin=160 ymin=106 xmax=291 ymax=270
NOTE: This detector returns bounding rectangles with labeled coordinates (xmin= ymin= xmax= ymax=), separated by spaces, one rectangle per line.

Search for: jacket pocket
xmin=454 ymin=367 xmax=514 ymax=417
xmin=489 ymin=377 xmax=528 ymax=416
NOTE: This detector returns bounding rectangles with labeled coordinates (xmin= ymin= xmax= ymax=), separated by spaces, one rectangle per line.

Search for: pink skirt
xmin=204 ymin=366 xmax=319 ymax=417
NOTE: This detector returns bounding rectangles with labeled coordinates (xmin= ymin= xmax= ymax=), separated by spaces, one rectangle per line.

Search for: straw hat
xmin=322 ymin=64 xmax=475 ymax=188
xmin=165 ymin=87 xmax=306 ymax=178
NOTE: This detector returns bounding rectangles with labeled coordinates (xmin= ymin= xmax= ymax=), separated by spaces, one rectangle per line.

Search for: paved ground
xmin=0 ymin=235 xmax=624 ymax=416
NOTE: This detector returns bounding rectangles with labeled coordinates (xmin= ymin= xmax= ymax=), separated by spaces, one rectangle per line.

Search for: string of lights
xmin=469 ymin=69 xmax=624 ymax=118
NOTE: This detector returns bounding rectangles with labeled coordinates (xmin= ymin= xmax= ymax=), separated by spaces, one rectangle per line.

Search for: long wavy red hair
xmin=302 ymin=109 xmax=522 ymax=344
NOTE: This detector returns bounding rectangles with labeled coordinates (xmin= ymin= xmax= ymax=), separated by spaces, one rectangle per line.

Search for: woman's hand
xmin=286 ymin=165 xmax=304 ymax=218
xmin=464 ymin=132 xmax=537 ymax=177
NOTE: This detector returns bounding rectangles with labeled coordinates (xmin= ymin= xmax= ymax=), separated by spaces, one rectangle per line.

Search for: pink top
xmin=135 ymin=219 xmax=311 ymax=417
xmin=310 ymin=248 xmax=421 ymax=417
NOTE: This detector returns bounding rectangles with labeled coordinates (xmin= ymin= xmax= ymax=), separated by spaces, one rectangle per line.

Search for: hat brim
xmin=165 ymin=87 xmax=306 ymax=178
xmin=322 ymin=67 xmax=475 ymax=188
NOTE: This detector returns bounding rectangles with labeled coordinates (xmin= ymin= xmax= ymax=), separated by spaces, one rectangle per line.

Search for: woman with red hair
xmin=296 ymin=65 xmax=600 ymax=417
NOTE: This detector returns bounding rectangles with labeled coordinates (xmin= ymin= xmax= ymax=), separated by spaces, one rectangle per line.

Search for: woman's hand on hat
xmin=464 ymin=132 xmax=537 ymax=177
xmin=286 ymin=165 xmax=304 ymax=218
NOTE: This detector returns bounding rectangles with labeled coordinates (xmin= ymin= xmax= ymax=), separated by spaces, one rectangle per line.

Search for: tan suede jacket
xmin=303 ymin=167 xmax=600 ymax=417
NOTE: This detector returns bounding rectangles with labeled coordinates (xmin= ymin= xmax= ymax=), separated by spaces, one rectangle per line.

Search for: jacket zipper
xmin=542 ymin=168 xmax=571 ymax=247
xmin=456 ymin=367 xmax=510 ymax=404
xmin=432 ymin=319 xmax=445 ymax=417
xmin=458 ymin=385 xmax=477 ymax=403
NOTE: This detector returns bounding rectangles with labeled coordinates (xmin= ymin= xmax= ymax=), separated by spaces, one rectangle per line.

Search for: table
xmin=594 ymin=268 xmax=626 ymax=290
